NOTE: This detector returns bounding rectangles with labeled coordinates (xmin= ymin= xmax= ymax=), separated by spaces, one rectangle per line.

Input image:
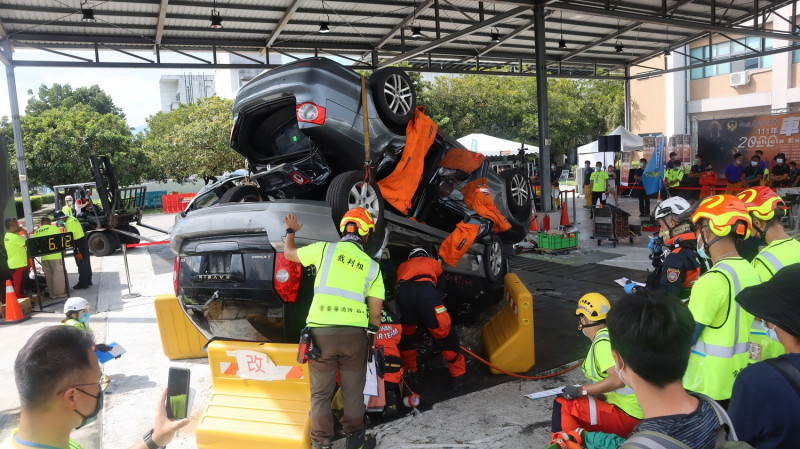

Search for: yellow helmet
xmin=339 ymin=207 xmax=375 ymax=237
xmin=691 ymin=194 xmax=751 ymax=239
xmin=576 ymin=293 xmax=611 ymax=321
xmin=736 ymin=187 xmax=787 ymax=222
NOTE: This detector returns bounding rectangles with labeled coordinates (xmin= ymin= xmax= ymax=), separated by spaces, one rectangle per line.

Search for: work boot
xmin=451 ymin=374 xmax=473 ymax=392
xmin=345 ymin=429 xmax=376 ymax=449
xmin=383 ymin=390 xmax=399 ymax=419
xmin=311 ymin=440 xmax=332 ymax=449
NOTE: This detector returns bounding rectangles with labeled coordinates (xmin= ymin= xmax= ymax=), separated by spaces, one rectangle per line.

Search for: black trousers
xmin=74 ymin=237 xmax=92 ymax=287
xmin=590 ymin=191 xmax=606 ymax=207
xmin=638 ymin=190 xmax=651 ymax=215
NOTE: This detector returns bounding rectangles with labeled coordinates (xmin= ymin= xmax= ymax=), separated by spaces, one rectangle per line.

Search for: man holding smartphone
xmin=284 ymin=208 xmax=384 ymax=449
xmin=2 ymin=326 xmax=189 ymax=449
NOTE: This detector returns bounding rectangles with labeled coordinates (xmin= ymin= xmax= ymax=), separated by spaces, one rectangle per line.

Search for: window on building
xmin=690 ymin=38 xmax=772 ymax=80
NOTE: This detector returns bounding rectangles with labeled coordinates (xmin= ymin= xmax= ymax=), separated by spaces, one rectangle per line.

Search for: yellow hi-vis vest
xmin=665 ymin=168 xmax=684 ymax=187
xmin=303 ymin=242 xmax=383 ymax=328
xmin=64 ymin=216 xmax=85 ymax=240
xmin=62 ymin=205 xmax=74 ymax=217
xmin=63 ymin=318 xmax=93 ymax=334
xmin=33 ymin=224 xmax=64 ymax=261
xmin=747 ymin=238 xmax=800 ymax=362
xmin=581 ymin=327 xmax=643 ymax=420
xmin=684 ymin=258 xmax=759 ymax=400
xmin=4 ymin=231 xmax=27 ymax=269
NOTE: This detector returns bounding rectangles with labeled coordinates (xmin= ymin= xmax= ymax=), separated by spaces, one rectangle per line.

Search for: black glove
xmin=95 ymin=343 xmax=112 ymax=352
xmin=562 ymin=385 xmax=586 ymax=400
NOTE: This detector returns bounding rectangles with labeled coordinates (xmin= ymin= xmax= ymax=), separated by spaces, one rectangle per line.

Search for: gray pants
xmin=41 ymin=258 xmax=67 ymax=298
xmin=309 ymin=328 xmax=368 ymax=444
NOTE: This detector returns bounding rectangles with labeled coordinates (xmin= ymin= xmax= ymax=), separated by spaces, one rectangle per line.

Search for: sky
xmin=0 ymin=49 xmax=217 ymax=128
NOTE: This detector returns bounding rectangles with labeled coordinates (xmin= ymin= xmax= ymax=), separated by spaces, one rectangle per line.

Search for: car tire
xmin=118 ymin=225 xmax=140 ymax=246
xmin=88 ymin=231 xmax=119 ymax=257
xmin=219 ymin=184 xmax=262 ymax=203
xmin=370 ymin=67 xmax=416 ymax=129
xmin=483 ymin=235 xmax=506 ymax=285
xmin=326 ymin=170 xmax=385 ymax=256
xmin=501 ymin=168 xmax=532 ymax=215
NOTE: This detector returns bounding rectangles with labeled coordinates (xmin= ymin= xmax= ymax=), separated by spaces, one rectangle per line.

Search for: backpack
xmin=620 ymin=394 xmax=753 ymax=449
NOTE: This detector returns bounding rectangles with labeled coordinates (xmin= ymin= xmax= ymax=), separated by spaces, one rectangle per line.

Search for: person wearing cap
xmin=770 ymin=152 xmax=791 ymax=188
xmin=4 ymin=217 xmax=29 ymax=299
xmin=61 ymin=196 xmax=74 ymax=217
xmin=55 ymin=211 xmax=92 ymax=290
xmin=737 ymin=187 xmax=800 ymax=362
xmin=728 ymin=265 xmax=800 ymax=449
xmin=666 ymin=151 xmax=677 ymax=169
xmin=551 ymin=293 xmax=642 ymax=441
xmin=394 ymin=246 xmax=467 ymax=390
xmin=684 ymin=194 xmax=760 ymax=404
xmin=625 ymin=197 xmax=704 ymax=302
xmin=283 ymin=208 xmax=383 ymax=449
xmin=32 ymin=217 xmax=68 ymax=300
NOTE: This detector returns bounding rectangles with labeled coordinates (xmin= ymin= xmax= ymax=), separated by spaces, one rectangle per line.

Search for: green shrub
xmin=37 ymin=193 xmax=55 ymax=205
xmin=14 ymin=196 xmax=44 ymax=217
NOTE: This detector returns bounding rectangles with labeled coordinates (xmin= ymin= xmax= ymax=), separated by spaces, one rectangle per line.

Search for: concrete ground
xmin=0 ymin=194 xmax=655 ymax=448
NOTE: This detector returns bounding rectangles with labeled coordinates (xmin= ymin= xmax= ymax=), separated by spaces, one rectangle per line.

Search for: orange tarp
xmin=378 ymin=106 xmax=438 ymax=215
xmin=438 ymin=147 xmax=486 ymax=174
xmin=439 ymin=222 xmax=480 ymax=267
xmin=460 ymin=178 xmax=511 ymax=233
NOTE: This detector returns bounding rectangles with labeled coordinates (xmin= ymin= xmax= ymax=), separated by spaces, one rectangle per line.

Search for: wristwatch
xmin=285 ymin=228 xmax=296 ymax=234
xmin=143 ymin=429 xmax=165 ymax=449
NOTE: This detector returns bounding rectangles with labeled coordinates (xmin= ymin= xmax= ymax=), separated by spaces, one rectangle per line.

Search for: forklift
xmin=54 ymin=155 xmax=167 ymax=256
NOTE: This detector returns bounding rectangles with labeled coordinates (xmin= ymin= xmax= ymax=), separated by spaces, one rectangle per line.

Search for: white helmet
xmin=408 ymin=248 xmax=429 ymax=259
xmin=65 ymin=195 xmax=74 ymax=202
xmin=655 ymin=197 xmax=691 ymax=220
xmin=64 ymin=297 xmax=89 ymax=314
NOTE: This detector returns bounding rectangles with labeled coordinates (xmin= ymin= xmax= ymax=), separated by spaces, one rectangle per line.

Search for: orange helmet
xmin=339 ymin=207 xmax=375 ymax=237
xmin=736 ymin=187 xmax=787 ymax=222
xmin=691 ymin=194 xmax=751 ymax=239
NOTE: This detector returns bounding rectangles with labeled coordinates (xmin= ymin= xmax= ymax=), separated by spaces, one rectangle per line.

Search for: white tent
xmin=457 ymin=133 xmax=539 ymax=157
xmin=577 ymin=126 xmax=643 ymax=154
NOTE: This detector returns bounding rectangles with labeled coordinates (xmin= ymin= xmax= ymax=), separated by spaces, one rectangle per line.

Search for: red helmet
xmin=691 ymin=194 xmax=751 ymax=239
xmin=736 ymin=187 xmax=787 ymax=222
xmin=339 ymin=207 xmax=375 ymax=237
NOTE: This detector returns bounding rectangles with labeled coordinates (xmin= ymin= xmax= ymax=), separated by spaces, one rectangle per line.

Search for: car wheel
xmin=219 ymin=184 xmax=262 ymax=203
xmin=483 ymin=235 xmax=506 ymax=285
xmin=370 ymin=67 xmax=416 ymax=128
xmin=501 ymin=168 xmax=532 ymax=215
xmin=327 ymin=171 xmax=386 ymax=256
xmin=88 ymin=231 xmax=119 ymax=257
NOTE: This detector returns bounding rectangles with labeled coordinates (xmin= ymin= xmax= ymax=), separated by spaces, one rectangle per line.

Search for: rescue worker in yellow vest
xmin=551 ymin=293 xmax=643 ymax=441
xmin=737 ymin=186 xmax=800 ymax=363
xmin=61 ymin=195 xmax=74 ymax=217
xmin=54 ymin=211 xmax=92 ymax=290
xmin=33 ymin=217 xmax=68 ymax=300
xmin=283 ymin=207 xmax=383 ymax=449
xmin=684 ymin=195 xmax=760 ymax=405
xmin=4 ymin=217 xmax=29 ymax=299
xmin=664 ymin=160 xmax=685 ymax=198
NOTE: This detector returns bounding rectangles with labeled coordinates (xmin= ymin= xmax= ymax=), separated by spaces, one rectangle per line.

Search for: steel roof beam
xmin=549 ymin=1 xmax=800 ymax=41
xmin=266 ymin=0 xmax=301 ymax=48
xmin=376 ymin=0 xmax=435 ymax=49
xmin=377 ymin=5 xmax=530 ymax=68
xmin=155 ymin=0 xmax=169 ymax=45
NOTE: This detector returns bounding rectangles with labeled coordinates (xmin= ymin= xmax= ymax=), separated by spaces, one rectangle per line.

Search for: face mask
xmin=694 ymin=159 xmax=699 ymax=165
xmin=614 ymin=362 xmax=630 ymax=388
xmin=706 ymin=167 xmax=713 ymax=171
xmin=735 ymin=160 xmax=741 ymax=165
xmin=761 ymin=320 xmax=780 ymax=343
xmin=552 ymin=165 xmax=556 ymax=170
xmin=696 ymin=232 xmax=710 ymax=259
xmin=79 ymin=312 xmax=90 ymax=323
xmin=75 ymin=389 xmax=104 ymax=429
xmin=640 ymin=162 xmax=646 ymax=166
xmin=777 ymin=159 xmax=784 ymax=164
xmin=751 ymin=161 xmax=758 ymax=166
xmin=596 ymin=166 xmax=602 ymax=171
xmin=585 ymin=164 xmax=590 ymax=168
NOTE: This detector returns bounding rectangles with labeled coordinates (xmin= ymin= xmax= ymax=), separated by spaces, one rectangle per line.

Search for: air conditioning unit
xmin=730 ymin=71 xmax=750 ymax=88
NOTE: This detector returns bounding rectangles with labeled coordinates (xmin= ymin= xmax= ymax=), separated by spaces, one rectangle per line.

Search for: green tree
xmin=138 ymin=96 xmax=243 ymax=184
xmin=25 ymin=83 xmax=124 ymax=117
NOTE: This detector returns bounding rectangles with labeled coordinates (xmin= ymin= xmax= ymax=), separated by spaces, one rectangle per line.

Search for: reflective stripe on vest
xmin=758 ymin=250 xmax=784 ymax=276
xmin=588 ymin=395 xmax=598 ymax=426
xmin=313 ymin=243 xmax=378 ymax=304
xmin=692 ymin=262 xmax=749 ymax=359
xmin=584 ymin=328 xmax=609 ymax=381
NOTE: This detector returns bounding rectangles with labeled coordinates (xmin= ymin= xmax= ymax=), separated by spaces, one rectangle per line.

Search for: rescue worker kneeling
xmin=395 ymin=247 xmax=468 ymax=390
xmin=283 ymin=208 xmax=383 ymax=449
xmin=551 ymin=293 xmax=642 ymax=440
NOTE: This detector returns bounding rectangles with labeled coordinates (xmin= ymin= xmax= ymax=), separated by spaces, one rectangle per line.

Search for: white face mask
xmin=615 ymin=362 xmax=630 ymax=388
xmin=777 ymin=159 xmax=784 ymax=164
xmin=596 ymin=166 xmax=602 ymax=171
xmin=761 ymin=320 xmax=780 ymax=343
xmin=751 ymin=161 xmax=758 ymax=167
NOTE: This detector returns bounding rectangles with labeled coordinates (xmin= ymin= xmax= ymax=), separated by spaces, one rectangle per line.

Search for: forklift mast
xmin=89 ymin=155 xmax=146 ymax=228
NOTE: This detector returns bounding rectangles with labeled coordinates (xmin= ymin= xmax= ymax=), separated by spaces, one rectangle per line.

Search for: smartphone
xmin=166 ymin=367 xmax=191 ymax=420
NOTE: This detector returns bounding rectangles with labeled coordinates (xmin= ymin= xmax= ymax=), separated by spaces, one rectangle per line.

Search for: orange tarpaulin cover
xmin=377 ymin=106 xmax=438 ymax=214
xmin=439 ymin=221 xmax=480 ymax=267
xmin=460 ymin=178 xmax=512 ymax=233
xmin=438 ymin=147 xmax=486 ymax=174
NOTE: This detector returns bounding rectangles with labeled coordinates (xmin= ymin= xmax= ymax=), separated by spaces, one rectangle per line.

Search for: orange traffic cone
xmin=560 ymin=203 xmax=570 ymax=227
xmin=530 ymin=215 xmax=539 ymax=232
xmin=4 ymin=280 xmax=28 ymax=324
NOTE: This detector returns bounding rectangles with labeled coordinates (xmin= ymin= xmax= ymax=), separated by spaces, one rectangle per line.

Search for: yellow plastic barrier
xmin=154 ymin=294 xmax=208 ymax=360
xmin=196 ymin=341 xmax=311 ymax=449
xmin=481 ymin=273 xmax=535 ymax=374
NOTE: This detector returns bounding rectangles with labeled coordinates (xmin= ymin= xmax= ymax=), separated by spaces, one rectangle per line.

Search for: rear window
xmin=272 ymin=117 xmax=311 ymax=157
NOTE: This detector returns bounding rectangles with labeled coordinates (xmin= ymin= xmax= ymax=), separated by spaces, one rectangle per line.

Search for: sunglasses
xmin=58 ymin=374 xmax=111 ymax=395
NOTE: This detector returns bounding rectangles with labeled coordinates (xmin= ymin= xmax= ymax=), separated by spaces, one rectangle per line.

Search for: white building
xmin=214 ymin=52 xmax=283 ymax=99
xmin=159 ymin=74 xmax=216 ymax=112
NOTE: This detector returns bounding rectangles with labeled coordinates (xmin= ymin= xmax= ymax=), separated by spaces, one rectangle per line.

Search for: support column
xmin=624 ymin=66 xmax=631 ymax=129
xmin=2 ymin=41 xmax=34 ymax=231
xmin=534 ymin=0 xmax=552 ymax=211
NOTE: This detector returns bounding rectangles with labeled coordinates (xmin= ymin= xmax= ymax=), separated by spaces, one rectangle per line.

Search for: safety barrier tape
xmin=125 ymin=240 xmax=169 ymax=248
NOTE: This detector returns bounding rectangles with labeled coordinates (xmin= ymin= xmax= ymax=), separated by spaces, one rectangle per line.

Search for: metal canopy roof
xmin=1 ymin=0 xmax=799 ymax=78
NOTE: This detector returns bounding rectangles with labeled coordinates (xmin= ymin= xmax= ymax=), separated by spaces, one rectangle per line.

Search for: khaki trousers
xmin=41 ymin=258 xmax=67 ymax=298
xmin=309 ymin=328 xmax=368 ymax=444
xmin=584 ymin=184 xmax=592 ymax=206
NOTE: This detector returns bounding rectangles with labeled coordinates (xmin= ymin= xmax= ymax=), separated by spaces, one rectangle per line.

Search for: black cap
xmin=669 ymin=152 xmax=677 ymax=157
xmin=53 ymin=211 xmax=67 ymax=220
xmin=737 ymin=264 xmax=800 ymax=338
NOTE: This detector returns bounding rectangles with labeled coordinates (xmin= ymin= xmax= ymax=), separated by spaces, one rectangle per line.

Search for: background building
xmin=159 ymin=74 xmax=216 ymax=112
